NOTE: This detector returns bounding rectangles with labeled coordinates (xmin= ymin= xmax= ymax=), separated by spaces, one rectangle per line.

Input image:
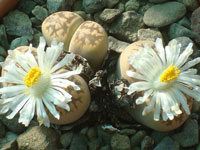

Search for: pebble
xmin=111 ymin=134 xmax=131 ymax=150
xmin=108 ymin=36 xmax=129 ymax=53
xmin=0 ymin=56 xmax=4 ymax=62
xmin=141 ymin=136 xmax=154 ymax=150
xmin=131 ymin=130 xmax=147 ymax=147
xmin=101 ymin=145 xmax=111 ymax=150
xmin=17 ymin=126 xmax=59 ymax=150
xmin=197 ymin=144 xmax=200 ymax=150
xmin=82 ymin=0 xmax=107 ymax=13
xmin=31 ymin=29 xmax=42 ymax=47
xmin=3 ymin=10 xmax=33 ymax=41
xmin=0 ymin=120 xmax=6 ymax=138
xmin=137 ymin=28 xmax=163 ymax=41
xmin=60 ymin=131 xmax=73 ymax=148
xmin=0 ymin=25 xmax=9 ymax=49
xmin=115 ymin=3 xmax=125 ymax=13
xmin=73 ymin=0 xmax=84 ymax=11
xmin=191 ymin=7 xmax=200 ymax=43
xmin=151 ymin=131 xmax=172 ymax=145
xmin=0 ymin=139 xmax=18 ymax=150
xmin=47 ymin=0 xmax=68 ymax=14
xmin=120 ymin=129 xmax=136 ymax=136
xmin=70 ymin=134 xmax=88 ymax=150
xmin=148 ymin=0 xmax=168 ymax=3
xmin=125 ymin=0 xmax=140 ymax=11
xmin=154 ymin=136 xmax=179 ymax=150
xmin=178 ymin=0 xmax=199 ymax=11
xmin=168 ymin=23 xmax=200 ymax=43
xmin=32 ymin=6 xmax=48 ymax=21
xmin=88 ymin=138 xmax=103 ymax=150
xmin=100 ymin=9 xmax=121 ymax=23
xmin=10 ymin=37 xmax=29 ymax=50
xmin=97 ymin=126 xmax=112 ymax=145
xmin=0 ymin=114 xmax=26 ymax=134
xmin=0 ymin=46 xmax=7 ymax=57
xmin=107 ymin=0 xmax=119 ymax=8
xmin=143 ymin=2 xmax=186 ymax=27
xmin=172 ymin=119 xmax=199 ymax=147
xmin=87 ymin=127 xmax=97 ymax=139
xmin=109 ymin=11 xmax=144 ymax=42
xmin=18 ymin=0 xmax=37 ymax=15
xmin=177 ymin=17 xmax=191 ymax=29
xmin=0 ymin=132 xmax=18 ymax=149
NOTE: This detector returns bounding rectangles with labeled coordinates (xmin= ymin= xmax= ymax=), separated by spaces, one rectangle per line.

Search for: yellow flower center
xmin=160 ymin=65 xmax=180 ymax=83
xmin=24 ymin=67 xmax=41 ymax=87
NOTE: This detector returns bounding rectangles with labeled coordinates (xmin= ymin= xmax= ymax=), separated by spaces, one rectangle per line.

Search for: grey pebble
xmin=154 ymin=136 xmax=179 ymax=150
xmin=108 ymin=36 xmax=129 ymax=53
xmin=100 ymin=9 xmax=121 ymax=23
xmin=10 ymin=37 xmax=29 ymax=50
xmin=141 ymin=136 xmax=154 ymax=150
xmin=137 ymin=28 xmax=163 ymax=42
xmin=172 ymin=119 xmax=199 ymax=147
xmin=143 ymin=2 xmax=186 ymax=27
xmin=3 ymin=10 xmax=33 ymax=41
xmin=32 ymin=5 xmax=48 ymax=21
xmin=125 ymin=0 xmax=140 ymax=11
xmin=0 ymin=132 xmax=18 ymax=149
xmin=109 ymin=11 xmax=144 ymax=42
xmin=70 ymin=134 xmax=88 ymax=150
xmin=0 ymin=25 xmax=9 ymax=49
xmin=111 ymin=134 xmax=131 ymax=150
xmin=0 ymin=120 xmax=6 ymax=138
xmin=82 ymin=0 xmax=106 ymax=13
xmin=18 ymin=0 xmax=37 ymax=15
xmin=131 ymin=130 xmax=146 ymax=148
xmin=60 ymin=131 xmax=73 ymax=148
xmin=0 ymin=46 xmax=7 ymax=57
xmin=47 ymin=0 xmax=68 ymax=14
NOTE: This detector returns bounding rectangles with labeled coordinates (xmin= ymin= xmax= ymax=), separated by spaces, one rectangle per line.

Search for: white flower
xmin=126 ymin=38 xmax=200 ymax=121
xmin=0 ymin=37 xmax=83 ymax=127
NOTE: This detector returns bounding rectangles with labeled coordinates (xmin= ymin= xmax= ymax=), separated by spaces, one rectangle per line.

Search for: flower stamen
xmin=160 ymin=65 xmax=180 ymax=83
xmin=24 ymin=67 xmax=41 ymax=87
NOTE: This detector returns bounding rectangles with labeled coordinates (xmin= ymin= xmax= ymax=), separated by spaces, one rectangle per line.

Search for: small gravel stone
xmin=3 ymin=10 xmax=33 ymax=41
xmin=191 ymin=7 xmax=200 ymax=43
xmin=0 ymin=25 xmax=9 ymax=49
xmin=0 ymin=56 xmax=4 ymax=62
xmin=125 ymin=0 xmax=140 ymax=11
xmin=115 ymin=3 xmax=125 ymax=13
xmin=17 ymin=126 xmax=59 ymax=150
xmin=0 ymin=114 xmax=26 ymax=134
xmin=143 ymin=2 xmax=186 ymax=27
xmin=151 ymin=131 xmax=172 ymax=145
xmin=73 ymin=0 xmax=84 ymax=11
xmin=32 ymin=29 xmax=42 ymax=47
xmin=168 ymin=23 xmax=200 ymax=43
xmin=154 ymin=136 xmax=179 ymax=150
xmin=100 ymin=145 xmax=110 ymax=150
xmin=137 ymin=28 xmax=163 ymax=41
xmin=47 ymin=0 xmax=68 ymax=14
xmin=97 ymin=126 xmax=112 ymax=145
xmin=148 ymin=0 xmax=168 ymax=3
xmin=111 ymin=134 xmax=131 ymax=150
xmin=82 ymin=0 xmax=107 ymax=13
xmin=0 ymin=132 xmax=18 ymax=149
xmin=0 ymin=46 xmax=7 ymax=57
xmin=108 ymin=36 xmax=129 ymax=53
xmin=32 ymin=6 xmax=48 ymax=21
xmin=10 ymin=37 xmax=29 ymax=50
xmin=178 ymin=0 xmax=199 ymax=11
xmin=100 ymin=9 xmax=121 ymax=23
xmin=88 ymin=138 xmax=103 ymax=150
xmin=120 ymin=129 xmax=136 ymax=136
xmin=141 ymin=136 xmax=154 ymax=150
xmin=18 ymin=0 xmax=37 ymax=15
xmin=107 ymin=0 xmax=119 ymax=8
xmin=131 ymin=130 xmax=147 ymax=147
xmin=70 ymin=134 xmax=88 ymax=150
xmin=87 ymin=127 xmax=97 ymax=139
xmin=172 ymin=119 xmax=199 ymax=147
xmin=60 ymin=131 xmax=73 ymax=148
xmin=177 ymin=17 xmax=191 ymax=29
xmin=0 ymin=139 xmax=18 ymax=150
xmin=0 ymin=121 xmax=6 ymax=138
xmin=109 ymin=11 xmax=144 ymax=42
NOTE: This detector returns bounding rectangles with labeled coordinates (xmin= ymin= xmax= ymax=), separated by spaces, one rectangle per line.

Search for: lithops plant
xmin=117 ymin=38 xmax=200 ymax=131
xmin=0 ymin=37 xmax=91 ymax=127
xmin=42 ymin=11 xmax=108 ymax=71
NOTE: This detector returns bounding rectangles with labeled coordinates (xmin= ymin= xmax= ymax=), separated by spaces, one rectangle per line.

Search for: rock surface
xmin=108 ymin=36 xmax=129 ymax=53
xmin=17 ymin=126 xmax=59 ymax=150
xmin=82 ymin=0 xmax=107 ymax=13
xmin=154 ymin=136 xmax=179 ymax=150
xmin=109 ymin=11 xmax=144 ymax=42
xmin=111 ymin=134 xmax=131 ymax=150
xmin=3 ymin=10 xmax=33 ymax=40
xmin=143 ymin=2 xmax=186 ymax=27
xmin=137 ymin=28 xmax=163 ymax=41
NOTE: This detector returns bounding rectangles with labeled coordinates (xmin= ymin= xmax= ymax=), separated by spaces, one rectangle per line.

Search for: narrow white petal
xmin=42 ymin=96 xmax=60 ymax=120
xmin=155 ymin=38 xmax=166 ymax=64
xmin=52 ymin=79 xmax=80 ymax=90
xmin=18 ymin=97 xmax=36 ymax=126
xmin=135 ymin=89 xmax=153 ymax=104
xmin=127 ymin=81 xmax=150 ymax=95
xmin=180 ymin=57 xmax=200 ymax=71
xmin=154 ymin=94 xmax=161 ymax=121
xmin=0 ymin=85 xmax=26 ymax=98
xmin=37 ymin=37 xmax=46 ymax=71
xmin=142 ymin=93 xmax=156 ymax=115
